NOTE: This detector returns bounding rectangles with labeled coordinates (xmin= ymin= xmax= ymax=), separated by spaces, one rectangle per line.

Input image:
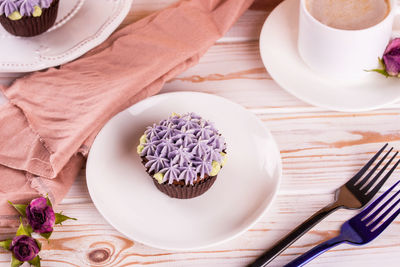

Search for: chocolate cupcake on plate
xmin=137 ymin=112 xmax=227 ymax=199
xmin=0 ymin=0 xmax=60 ymax=37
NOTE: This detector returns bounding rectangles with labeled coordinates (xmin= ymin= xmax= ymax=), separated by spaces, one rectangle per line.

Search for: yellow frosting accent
xmin=8 ymin=11 xmax=22 ymax=21
xmin=137 ymin=144 xmax=144 ymax=154
xmin=171 ymin=112 xmax=180 ymax=117
xmin=153 ymin=172 xmax=164 ymax=184
xmin=210 ymin=161 xmax=221 ymax=176
xmin=33 ymin=6 xmax=42 ymax=17
xmin=220 ymin=152 xmax=227 ymax=167
xmin=139 ymin=134 xmax=147 ymax=145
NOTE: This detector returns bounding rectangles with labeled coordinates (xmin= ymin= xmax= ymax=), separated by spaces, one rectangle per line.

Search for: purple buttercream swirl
xmin=169 ymin=147 xmax=192 ymax=166
xmin=179 ymin=166 xmax=197 ymax=185
xmin=145 ymin=151 xmax=170 ymax=173
xmin=39 ymin=0 xmax=52 ymax=8
xmin=162 ymin=164 xmax=180 ymax=184
xmin=16 ymin=0 xmax=38 ymax=16
xmin=0 ymin=0 xmax=53 ymax=17
xmin=141 ymin=139 xmax=160 ymax=157
xmin=189 ymin=140 xmax=209 ymax=158
xmin=193 ymin=155 xmax=213 ymax=179
xmin=0 ymin=0 xmax=18 ymax=17
xmin=142 ymin=113 xmax=226 ymax=185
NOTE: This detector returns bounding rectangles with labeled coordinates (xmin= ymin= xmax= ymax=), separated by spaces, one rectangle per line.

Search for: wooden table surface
xmin=2 ymin=0 xmax=400 ymax=266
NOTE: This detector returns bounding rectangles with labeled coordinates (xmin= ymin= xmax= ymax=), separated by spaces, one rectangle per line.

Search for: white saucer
xmin=0 ymin=0 xmax=132 ymax=72
xmin=86 ymin=92 xmax=282 ymax=250
xmin=259 ymin=0 xmax=400 ymax=112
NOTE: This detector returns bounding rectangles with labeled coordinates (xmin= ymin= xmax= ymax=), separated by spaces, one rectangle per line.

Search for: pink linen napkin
xmin=0 ymin=0 xmax=254 ymax=226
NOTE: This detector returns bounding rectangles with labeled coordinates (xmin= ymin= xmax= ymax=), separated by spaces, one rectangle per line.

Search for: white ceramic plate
xmin=259 ymin=0 xmax=400 ymax=112
xmin=0 ymin=0 xmax=132 ymax=72
xmin=86 ymin=92 xmax=282 ymax=250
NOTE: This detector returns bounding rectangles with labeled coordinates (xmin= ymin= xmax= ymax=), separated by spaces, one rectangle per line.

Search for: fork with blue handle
xmin=285 ymin=180 xmax=400 ymax=266
xmin=250 ymin=144 xmax=400 ymax=267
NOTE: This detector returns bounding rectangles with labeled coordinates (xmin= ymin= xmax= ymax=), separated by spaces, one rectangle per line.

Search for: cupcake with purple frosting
xmin=137 ymin=112 xmax=227 ymax=199
xmin=0 ymin=0 xmax=60 ymax=37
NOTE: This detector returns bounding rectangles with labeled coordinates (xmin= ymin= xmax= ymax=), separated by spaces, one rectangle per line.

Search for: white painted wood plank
xmin=3 ymin=42 xmax=400 ymax=110
xmin=1 ymin=1 xmax=400 ymax=266
xmin=1 ymin=186 xmax=400 ymax=266
xmin=162 ymin=42 xmax=400 ymax=110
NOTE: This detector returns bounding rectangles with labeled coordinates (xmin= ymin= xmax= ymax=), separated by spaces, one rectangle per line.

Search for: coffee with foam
xmin=306 ymin=0 xmax=390 ymax=30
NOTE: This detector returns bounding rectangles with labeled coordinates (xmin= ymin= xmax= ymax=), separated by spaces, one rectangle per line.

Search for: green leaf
xmin=40 ymin=232 xmax=52 ymax=240
xmin=35 ymin=239 xmax=42 ymax=250
xmin=364 ymin=57 xmax=393 ymax=78
xmin=365 ymin=68 xmax=390 ymax=77
xmin=45 ymin=195 xmax=52 ymax=207
xmin=28 ymin=256 xmax=41 ymax=267
xmin=378 ymin=57 xmax=385 ymax=68
xmin=26 ymin=225 xmax=33 ymax=236
xmin=16 ymin=218 xmax=31 ymax=237
xmin=0 ymin=239 xmax=12 ymax=250
xmin=8 ymin=201 xmax=27 ymax=217
xmin=55 ymin=213 xmax=77 ymax=225
xmin=11 ymin=255 xmax=23 ymax=267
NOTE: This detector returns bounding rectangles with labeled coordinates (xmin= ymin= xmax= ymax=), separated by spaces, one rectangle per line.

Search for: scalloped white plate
xmin=0 ymin=0 xmax=132 ymax=72
xmin=86 ymin=92 xmax=282 ymax=250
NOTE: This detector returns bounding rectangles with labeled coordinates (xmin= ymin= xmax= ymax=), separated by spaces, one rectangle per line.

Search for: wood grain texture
xmin=1 ymin=0 xmax=400 ymax=266
xmin=2 ymin=175 xmax=400 ymax=266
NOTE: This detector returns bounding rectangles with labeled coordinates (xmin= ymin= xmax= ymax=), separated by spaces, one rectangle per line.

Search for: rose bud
xmin=26 ymin=197 xmax=55 ymax=233
xmin=383 ymin=38 xmax=400 ymax=77
xmin=9 ymin=235 xmax=40 ymax=262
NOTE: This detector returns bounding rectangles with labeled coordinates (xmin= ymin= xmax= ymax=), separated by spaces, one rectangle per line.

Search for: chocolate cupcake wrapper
xmin=0 ymin=0 xmax=59 ymax=37
xmin=153 ymin=175 xmax=217 ymax=199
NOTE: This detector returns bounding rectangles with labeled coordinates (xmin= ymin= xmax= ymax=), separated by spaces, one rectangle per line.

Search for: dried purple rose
xmin=0 ymin=218 xmax=41 ymax=266
xmin=382 ymin=38 xmax=400 ymax=77
xmin=9 ymin=235 xmax=40 ymax=262
xmin=369 ymin=38 xmax=400 ymax=77
xmin=26 ymin=197 xmax=55 ymax=234
xmin=1 ymin=197 xmax=76 ymax=267
xmin=9 ymin=196 xmax=76 ymax=240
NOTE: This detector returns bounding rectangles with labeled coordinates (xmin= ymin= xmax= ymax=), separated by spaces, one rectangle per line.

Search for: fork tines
xmin=355 ymin=180 xmax=400 ymax=235
xmin=347 ymin=144 xmax=400 ymax=203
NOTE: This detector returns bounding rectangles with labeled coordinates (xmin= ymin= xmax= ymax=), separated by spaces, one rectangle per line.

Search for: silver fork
xmin=285 ymin=180 xmax=400 ymax=266
xmin=250 ymin=144 xmax=400 ymax=267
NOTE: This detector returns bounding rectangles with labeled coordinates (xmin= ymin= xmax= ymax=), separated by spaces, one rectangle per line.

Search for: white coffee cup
xmin=298 ymin=0 xmax=400 ymax=81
